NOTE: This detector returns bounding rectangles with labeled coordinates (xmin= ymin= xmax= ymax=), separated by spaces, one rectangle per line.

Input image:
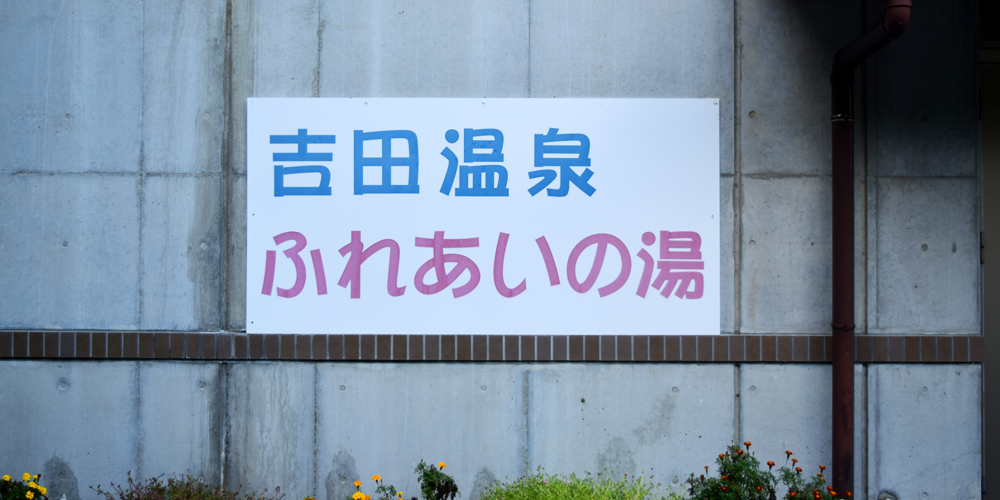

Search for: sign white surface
xmin=247 ymin=98 xmax=719 ymax=335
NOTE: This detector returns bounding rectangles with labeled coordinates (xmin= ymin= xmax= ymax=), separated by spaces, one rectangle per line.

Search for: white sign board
xmin=247 ymin=98 xmax=719 ymax=335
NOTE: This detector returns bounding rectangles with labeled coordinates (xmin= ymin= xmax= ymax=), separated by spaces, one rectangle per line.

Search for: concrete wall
xmin=0 ymin=1 xmax=982 ymax=499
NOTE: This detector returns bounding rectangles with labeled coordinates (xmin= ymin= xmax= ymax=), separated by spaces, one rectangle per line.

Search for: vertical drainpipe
xmin=830 ymin=1 xmax=911 ymax=496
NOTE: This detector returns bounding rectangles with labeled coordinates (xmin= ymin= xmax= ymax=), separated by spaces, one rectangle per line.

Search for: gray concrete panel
xmin=741 ymin=176 xmax=831 ymax=333
xmin=316 ymin=363 xmax=526 ymax=500
xmin=740 ymin=364 xmax=865 ymax=492
xmin=319 ymin=0 xmax=529 ymax=98
xmin=0 ymin=175 xmax=140 ymax=330
xmin=530 ymin=0 xmax=734 ymax=174
xmin=0 ymin=1 xmax=142 ymax=174
xmin=255 ymin=0 xmax=320 ymax=98
xmin=141 ymin=176 xmax=224 ymax=330
xmin=228 ymin=175 xmax=248 ymax=331
xmin=874 ymin=178 xmax=979 ymax=333
xmin=528 ymin=364 xmax=733 ymax=487
xmin=867 ymin=1 xmax=977 ymax=177
xmin=721 ymin=177 xmax=735 ymax=333
xmin=226 ymin=363 xmax=315 ymax=500
xmin=867 ymin=365 xmax=981 ymax=500
xmin=739 ymin=0 xmax=859 ymax=175
xmin=142 ymin=0 xmax=226 ymax=174
xmin=137 ymin=362 xmax=223 ymax=484
xmin=0 ymin=361 xmax=139 ymax=500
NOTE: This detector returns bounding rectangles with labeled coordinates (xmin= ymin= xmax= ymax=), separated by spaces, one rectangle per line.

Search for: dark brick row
xmin=0 ymin=332 xmax=984 ymax=363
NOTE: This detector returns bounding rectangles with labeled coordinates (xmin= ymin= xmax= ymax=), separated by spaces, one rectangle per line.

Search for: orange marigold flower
xmin=796 ymin=467 xmax=803 ymax=473
xmin=354 ymin=481 xmax=362 ymax=488
xmin=827 ymin=486 xmax=834 ymax=491
xmin=756 ymin=486 xmax=763 ymax=492
xmin=819 ymin=465 xmax=826 ymax=471
xmin=721 ymin=475 xmax=727 ymax=480
xmin=744 ymin=441 xmax=751 ymax=447
xmin=830 ymin=492 xmax=837 ymax=498
xmin=847 ymin=493 xmax=852 ymax=498
xmin=789 ymin=493 xmax=797 ymax=498
xmin=721 ymin=487 xmax=727 ymax=492
xmin=737 ymin=450 xmax=744 ymax=455
xmin=792 ymin=458 xmax=798 ymax=464
xmin=719 ymin=454 xmax=725 ymax=459
xmin=786 ymin=450 xmax=793 ymax=456
xmin=767 ymin=461 xmax=775 ymax=468
xmin=700 ymin=475 xmax=705 ymax=480
xmin=371 ymin=475 xmax=381 ymax=482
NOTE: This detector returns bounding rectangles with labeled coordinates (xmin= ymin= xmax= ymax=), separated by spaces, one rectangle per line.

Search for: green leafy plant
xmin=414 ymin=461 xmax=458 ymax=500
xmin=91 ymin=472 xmax=283 ymax=500
xmin=1 ymin=472 xmax=49 ymax=500
xmin=348 ymin=475 xmax=405 ymax=500
xmin=479 ymin=467 xmax=683 ymax=500
xmin=685 ymin=442 xmax=847 ymax=500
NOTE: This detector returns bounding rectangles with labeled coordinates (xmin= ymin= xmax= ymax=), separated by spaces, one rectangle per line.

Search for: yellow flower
xmin=3 ymin=476 xmax=9 ymax=481
xmin=28 ymin=482 xmax=36 ymax=489
xmin=303 ymin=497 xmax=314 ymax=500
xmin=352 ymin=492 xmax=363 ymax=500
xmin=354 ymin=481 xmax=362 ymax=488
xmin=40 ymin=488 xmax=47 ymax=495
xmin=23 ymin=474 xmax=31 ymax=482
xmin=438 ymin=462 xmax=446 ymax=469
xmin=33 ymin=476 xmax=39 ymax=480
xmin=363 ymin=495 xmax=370 ymax=500
xmin=26 ymin=492 xmax=35 ymax=500
xmin=371 ymin=475 xmax=381 ymax=482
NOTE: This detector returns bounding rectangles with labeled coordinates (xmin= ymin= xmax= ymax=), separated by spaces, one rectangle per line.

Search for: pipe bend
xmin=883 ymin=1 xmax=912 ymax=37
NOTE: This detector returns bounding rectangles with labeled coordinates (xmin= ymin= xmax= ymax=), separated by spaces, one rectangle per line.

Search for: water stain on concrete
xmin=596 ymin=437 xmax=635 ymax=482
xmin=632 ymin=394 xmax=675 ymax=446
xmin=187 ymin=176 xmax=223 ymax=329
xmin=324 ymin=450 xmax=360 ymax=500
xmin=468 ymin=468 xmax=497 ymax=500
xmin=43 ymin=456 xmax=80 ymax=500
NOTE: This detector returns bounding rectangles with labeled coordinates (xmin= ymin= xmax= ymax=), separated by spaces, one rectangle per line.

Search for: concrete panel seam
xmin=221 ymin=0 xmax=234 ymax=331
xmin=138 ymin=0 xmax=147 ymax=329
xmin=733 ymin=0 xmax=742 ymax=334
xmin=312 ymin=0 xmax=323 ymax=98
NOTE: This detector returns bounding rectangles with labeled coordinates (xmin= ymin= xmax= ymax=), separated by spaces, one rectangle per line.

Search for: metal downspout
xmin=830 ymin=1 xmax=911 ymax=496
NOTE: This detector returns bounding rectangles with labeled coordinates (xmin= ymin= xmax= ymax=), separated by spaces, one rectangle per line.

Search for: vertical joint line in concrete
xmin=221 ymin=362 xmax=231 ymax=489
xmin=733 ymin=364 xmax=741 ymax=446
xmin=137 ymin=0 xmax=147 ymax=328
xmin=313 ymin=365 xmax=319 ymax=497
xmin=523 ymin=369 xmax=531 ymax=475
xmin=733 ymin=0 xmax=742 ymax=334
xmin=859 ymin=0 xmax=869 ymax=334
xmin=221 ymin=0 xmax=234 ymax=330
xmin=136 ymin=363 xmax=143 ymax=479
xmin=526 ymin=0 xmax=531 ymax=97
xmin=313 ymin=0 xmax=324 ymax=98
xmin=861 ymin=364 xmax=868 ymax=498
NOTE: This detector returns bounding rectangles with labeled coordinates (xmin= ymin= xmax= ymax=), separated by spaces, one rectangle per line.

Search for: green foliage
xmin=1 ymin=472 xmax=48 ymax=500
xmin=479 ymin=467 xmax=683 ymax=500
xmin=413 ymin=461 xmax=458 ymax=500
xmin=685 ymin=443 xmax=844 ymax=500
xmin=91 ymin=472 xmax=283 ymax=500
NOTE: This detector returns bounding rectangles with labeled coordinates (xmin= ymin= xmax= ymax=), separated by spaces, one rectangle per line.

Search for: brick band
xmin=0 ymin=332 xmax=983 ymax=363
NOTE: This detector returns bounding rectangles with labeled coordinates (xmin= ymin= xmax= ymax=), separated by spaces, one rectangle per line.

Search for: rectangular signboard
xmin=247 ymin=98 xmax=719 ymax=335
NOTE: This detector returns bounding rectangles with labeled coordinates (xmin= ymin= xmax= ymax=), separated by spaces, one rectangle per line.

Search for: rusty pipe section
xmin=830 ymin=1 xmax=910 ymax=497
